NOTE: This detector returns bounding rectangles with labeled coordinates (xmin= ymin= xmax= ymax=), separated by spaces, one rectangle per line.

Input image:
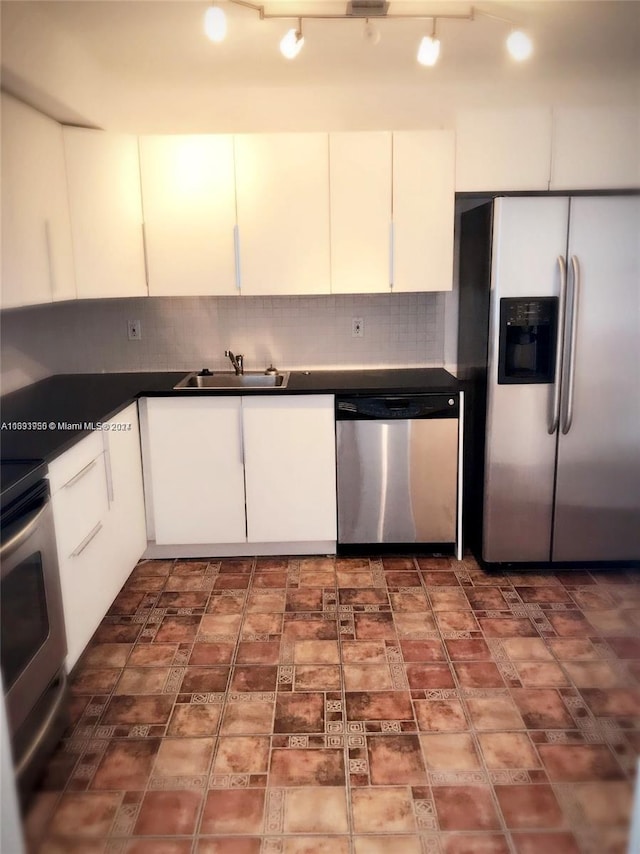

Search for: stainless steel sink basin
xmin=173 ymin=371 xmax=289 ymax=390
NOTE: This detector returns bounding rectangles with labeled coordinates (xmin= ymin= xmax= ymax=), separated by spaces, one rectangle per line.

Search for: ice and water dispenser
xmin=497 ymin=297 xmax=558 ymax=384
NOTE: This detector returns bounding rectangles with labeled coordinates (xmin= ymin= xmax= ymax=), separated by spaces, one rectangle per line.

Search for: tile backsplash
xmin=0 ymin=292 xmax=446 ymax=394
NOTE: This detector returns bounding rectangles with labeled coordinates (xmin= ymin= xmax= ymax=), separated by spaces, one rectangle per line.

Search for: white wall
xmin=100 ymin=73 xmax=639 ymax=134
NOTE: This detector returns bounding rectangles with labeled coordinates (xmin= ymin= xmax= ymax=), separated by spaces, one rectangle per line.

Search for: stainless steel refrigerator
xmin=458 ymin=195 xmax=640 ymax=564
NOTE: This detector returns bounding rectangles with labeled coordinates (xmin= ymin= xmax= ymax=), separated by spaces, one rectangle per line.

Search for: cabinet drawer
xmin=48 ymin=431 xmax=104 ymax=495
xmin=51 ymin=452 xmax=109 ymax=559
xmin=57 ymin=518 xmax=109 ymax=669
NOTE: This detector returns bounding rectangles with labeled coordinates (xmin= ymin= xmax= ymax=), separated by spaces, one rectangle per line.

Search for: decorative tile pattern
xmin=24 ymin=555 xmax=640 ymax=853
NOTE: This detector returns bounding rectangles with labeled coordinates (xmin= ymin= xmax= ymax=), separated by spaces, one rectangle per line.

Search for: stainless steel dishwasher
xmin=336 ymin=393 xmax=462 ymax=556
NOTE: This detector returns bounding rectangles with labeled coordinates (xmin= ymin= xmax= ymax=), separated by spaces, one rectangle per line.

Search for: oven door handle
xmin=15 ymin=670 xmax=68 ymax=781
xmin=0 ymin=501 xmax=49 ymax=563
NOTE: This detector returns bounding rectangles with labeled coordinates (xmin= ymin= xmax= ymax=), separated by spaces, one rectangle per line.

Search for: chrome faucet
xmin=225 ymin=350 xmax=244 ymax=375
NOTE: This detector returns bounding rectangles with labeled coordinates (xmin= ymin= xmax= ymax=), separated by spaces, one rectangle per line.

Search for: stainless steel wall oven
xmin=1 ymin=462 xmax=68 ymax=805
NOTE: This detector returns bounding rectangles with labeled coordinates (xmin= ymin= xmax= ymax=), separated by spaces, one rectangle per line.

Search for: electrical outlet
xmin=128 ymin=320 xmax=142 ymax=341
xmin=352 ymin=317 xmax=364 ymax=338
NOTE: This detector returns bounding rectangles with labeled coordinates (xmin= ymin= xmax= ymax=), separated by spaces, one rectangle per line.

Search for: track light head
xmin=507 ymin=29 xmax=533 ymax=61
xmin=417 ymin=18 xmax=440 ymax=67
xmin=417 ymin=35 xmax=440 ymax=66
xmin=204 ymin=4 xmax=227 ymax=43
xmin=280 ymin=22 xmax=305 ymax=59
xmin=363 ymin=18 xmax=382 ymax=46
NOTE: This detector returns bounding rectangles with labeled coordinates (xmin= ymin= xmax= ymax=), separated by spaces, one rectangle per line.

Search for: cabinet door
xmin=455 ymin=108 xmax=552 ymax=191
xmin=63 ymin=129 xmax=148 ymax=298
xmin=550 ymin=106 xmax=640 ymax=190
xmin=139 ymin=135 xmax=238 ymax=296
xmin=243 ymin=395 xmax=337 ymax=543
xmin=143 ymin=397 xmax=246 ymax=544
xmin=1 ymin=94 xmax=75 ymax=309
xmin=329 ymin=132 xmax=392 ymax=294
xmin=102 ymin=403 xmax=147 ymax=597
xmin=235 ymin=133 xmax=331 ymax=295
xmin=393 ymin=131 xmax=455 ymax=292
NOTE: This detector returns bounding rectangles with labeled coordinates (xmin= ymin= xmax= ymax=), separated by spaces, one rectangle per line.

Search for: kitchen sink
xmin=173 ymin=371 xmax=290 ymax=390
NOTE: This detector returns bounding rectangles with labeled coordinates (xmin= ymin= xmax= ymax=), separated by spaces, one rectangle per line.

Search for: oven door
xmin=1 ymin=486 xmax=67 ymax=742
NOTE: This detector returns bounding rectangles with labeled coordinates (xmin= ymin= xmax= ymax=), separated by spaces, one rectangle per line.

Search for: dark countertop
xmin=286 ymin=367 xmax=458 ymax=395
xmin=0 ymin=368 xmax=461 ymax=478
xmin=0 ymin=372 xmax=186 ymax=465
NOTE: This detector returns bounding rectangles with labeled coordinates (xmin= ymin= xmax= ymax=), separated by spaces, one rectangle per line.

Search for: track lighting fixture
xmin=202 ymin=2 xmax=534 ymax=67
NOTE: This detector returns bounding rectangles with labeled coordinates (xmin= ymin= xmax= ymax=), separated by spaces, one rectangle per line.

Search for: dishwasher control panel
xmin=336 ymin=393 xmax=458 ymax=420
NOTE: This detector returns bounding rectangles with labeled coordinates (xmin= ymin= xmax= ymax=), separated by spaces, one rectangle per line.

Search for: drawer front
xmin=57 ymin=520 xmax=109 ymax=669
xmin=48 ymin=431 xmax=104 ymax=495
xmin=51 ymin=452 xmax=109 ymax=559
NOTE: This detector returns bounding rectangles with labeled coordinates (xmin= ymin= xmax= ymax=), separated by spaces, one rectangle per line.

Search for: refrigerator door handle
xmin=548 ymin=255 xmax=567 ymax=434
xmin=561 ymin=255 xmax=581 ymax=435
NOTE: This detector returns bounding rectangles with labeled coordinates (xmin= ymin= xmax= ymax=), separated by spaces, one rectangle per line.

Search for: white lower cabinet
xmin=49 ymin=405 xmax=147 ymax=669
xmin=142 ymin=397 xmax=246 ymax=545
xmin=141 ymin=395 xmax=337 ymax=551
xmin=243 ymin=396 xmax=337 ymax=543
xmin=49 ymin=433 xmax=110 ymax=670
xmin=102 ymin=403 xmax=148 ymax=590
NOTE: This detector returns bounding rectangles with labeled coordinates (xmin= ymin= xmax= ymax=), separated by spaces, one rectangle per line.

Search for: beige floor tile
xmin=351 ymin=787 xmax=416 ymax=832
xmin=343 ymin=664 xmax=393 ymax=691
xmin=153 ymin=737 xmax=215 ymax=776
xmin=353 ymin=836 xmax=423 ymax=854
xmin=282 ymin=838 xmax=350 ymax=854
xmin=293 ymin=640 xmax=340 ymax=664
xmin=478 ymin=732 xmax=540 ymax=769
xmin=283 ymin=787 xmax=349 ymax=833
xmin=465 ymin=696 xmax=525 ymax=731
xmin=213 ymin=736 xmax=271 ymax=775
xmin=500 ymin=638 xmax=554 ymax=661
xmin=420 ymin=733 xmax=481 ymax=770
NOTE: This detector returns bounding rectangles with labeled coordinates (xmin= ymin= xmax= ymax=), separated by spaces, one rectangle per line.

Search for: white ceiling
xmin=1 ymin=1 xmax=639 ymax=130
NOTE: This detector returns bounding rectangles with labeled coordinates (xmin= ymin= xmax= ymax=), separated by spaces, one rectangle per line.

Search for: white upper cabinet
xmin=455 ymin=107 xmax=553 ymax=192
xmin=550 ymin=106 xmax=640 ymax=190
xmin=329 ymin=130 xmax=455 ymax=294
xmin=242 ymin=395 xmax=337 ymax=544
xmin=138 ymin=135 xmax=238 ymax=296
xmin=1 ymin=94 xmax=75 ymax=309
xmin=330 ymin=132 xmax=392 ymax=294
xmin=63 ymin=128 xmax=147 ymax=298
xmin=234 ymin=133 xmax=331 ymax=295
xmin=393 ymin=130 xmax=455 ymax=292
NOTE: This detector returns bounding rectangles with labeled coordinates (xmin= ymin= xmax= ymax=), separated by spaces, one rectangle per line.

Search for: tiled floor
xmin=24 ymin=555 xmax=640 ymax=854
